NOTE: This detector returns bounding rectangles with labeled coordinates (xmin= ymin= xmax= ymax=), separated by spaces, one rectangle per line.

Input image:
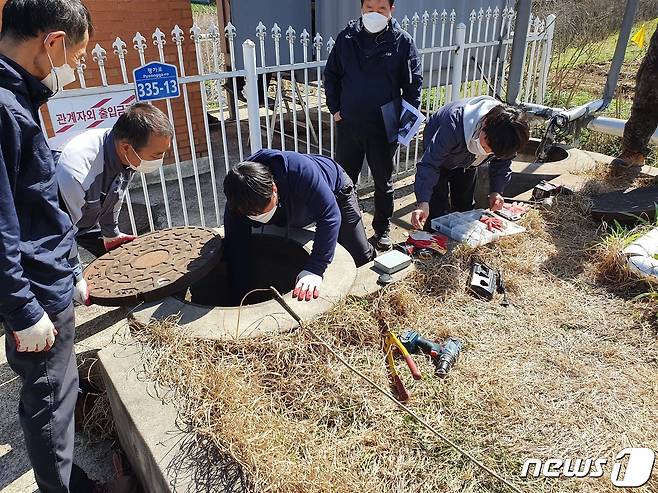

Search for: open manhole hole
xmin=128 ymin=228 xmax=358 ymax=341
xmin=502 ymin=139 xmax=592 ymax=199
xmin=515 ymin=139 xmax=569 ymax=164
xmin=181 ymin=235 xmax=309 ymax=307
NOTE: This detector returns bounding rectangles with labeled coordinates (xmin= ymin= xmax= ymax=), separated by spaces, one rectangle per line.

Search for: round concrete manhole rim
xmin=129 ymin=227 xmax=358 ymax=341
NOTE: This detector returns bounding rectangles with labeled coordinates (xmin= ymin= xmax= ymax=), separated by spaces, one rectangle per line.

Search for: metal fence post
xmin=450 ymin=23 xmax=466 ymax=102
xmin=538 ymin=14 xmax=556 ymax=105
xmin=242 ymin=39 xmax=263 ymax=154
xmin=603 ymin=0 xmax=640 ymax=106
xmin=506 ymin=0 xmax=532 ymax=104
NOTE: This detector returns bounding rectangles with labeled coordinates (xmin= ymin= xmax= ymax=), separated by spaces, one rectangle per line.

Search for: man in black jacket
xmin=324 ymin=0 xmax=423 ymax=250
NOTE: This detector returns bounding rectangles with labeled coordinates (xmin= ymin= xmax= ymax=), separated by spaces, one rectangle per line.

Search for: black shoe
xmin=374 ymin=232 xmax=392 ymax=251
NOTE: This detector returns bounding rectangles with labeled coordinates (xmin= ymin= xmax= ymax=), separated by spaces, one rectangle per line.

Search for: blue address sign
xmin=133 ymin=62 xmax=180 ymax=102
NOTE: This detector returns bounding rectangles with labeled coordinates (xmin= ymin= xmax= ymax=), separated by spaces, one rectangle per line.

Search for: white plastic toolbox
xmin=430 ymin=209 xmax=525 ymax=247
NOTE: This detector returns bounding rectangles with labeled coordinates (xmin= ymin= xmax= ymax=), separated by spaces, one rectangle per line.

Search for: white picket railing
xmin=44 ymin=7 xmax=556 ymax=235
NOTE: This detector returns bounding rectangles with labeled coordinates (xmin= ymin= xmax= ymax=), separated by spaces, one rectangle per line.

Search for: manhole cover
xmin=85 ymin=227 xmax=223 ymax=306
xmin=591 ymin=186 xmax=658 ymax=225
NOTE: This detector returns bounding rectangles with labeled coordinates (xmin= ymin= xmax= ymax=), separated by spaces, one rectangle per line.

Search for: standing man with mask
xmin=324 ymin=0 xmax=423 ymax=251
xmin=57 ymin=103 xmax=173 ymax=305
xmin=0 ymin=1 xmax=119 ymax=491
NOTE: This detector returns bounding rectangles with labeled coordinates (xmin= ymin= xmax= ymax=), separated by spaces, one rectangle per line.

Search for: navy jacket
xmin=0 ymin=55 xmax=75 ymax=331
xmin=415 ymin=100 xmax=513 ymax=204
xmin=224 ymin=150 xmax=345 ymax=298
xmin=324 ymin=18 xmax=423 ymax=127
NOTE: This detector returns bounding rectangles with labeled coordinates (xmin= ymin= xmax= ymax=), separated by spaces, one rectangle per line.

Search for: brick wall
xmin=0 ymin=0 xmax=207 ymax=162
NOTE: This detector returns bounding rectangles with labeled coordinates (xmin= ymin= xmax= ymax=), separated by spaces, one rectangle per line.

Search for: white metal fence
xmin=44 ymin=7 xmax=556 ymax=235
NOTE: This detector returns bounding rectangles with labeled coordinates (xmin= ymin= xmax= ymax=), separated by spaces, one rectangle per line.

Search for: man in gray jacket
xmin=57 ymin=102 xmax=172 ymax=304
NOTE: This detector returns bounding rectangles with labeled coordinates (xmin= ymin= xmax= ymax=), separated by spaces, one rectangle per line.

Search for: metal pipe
xmin=562 ymin=99 xmax=605 ymax=121
xmin=506 ymin=0 xmax=532 ymax=104
xmin=602 ymin=0 xmax=641 ymax=107
xmin=588 ymin=116 xmax=658 ymax=145
xmin=450 ymin=23 xmax=467 ymax=102
xmin=243 ymin=39 xmax=263 ymax=155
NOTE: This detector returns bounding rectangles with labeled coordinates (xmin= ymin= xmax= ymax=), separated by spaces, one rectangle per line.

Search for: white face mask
xmin=41 ymin=35 xmax=76 ymax=93
xmin=471 ymin=137 xmax=488 ymax=156
xmin=248 ymin=192 xmax=278 ymax=223
xmin=362 ymin=12 xmax=390 ymax=33
xmin=468 ymin=130 xmax=491 ymax=157
xmin=126 ymin=147 xmax=164 ymax=174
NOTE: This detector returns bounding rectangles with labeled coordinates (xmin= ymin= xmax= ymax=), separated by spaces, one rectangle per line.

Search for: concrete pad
xmin=511 ymin=173 xmax=593 ymax=202
xmin=506 ymin=141 xmax=597 ymax=199
xmin=349 ymin=261 xmax=417 ymax=298
xmin=584 ymin=150 xmax=658 ymax=179
xmin=99 ymin=338 xmax=250 ymax=493
xmin=511 ymin=141 xmax=596 ymax=175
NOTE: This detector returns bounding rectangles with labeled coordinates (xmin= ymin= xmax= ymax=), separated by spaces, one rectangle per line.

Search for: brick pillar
xmin=0 ymin=0 xmax=207 ymax=162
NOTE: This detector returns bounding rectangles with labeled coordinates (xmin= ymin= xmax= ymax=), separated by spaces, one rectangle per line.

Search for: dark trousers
xmin=336 ymin=174 xmax=376 ymax=267
xmin=424 ymin=167 xmax=478 ymax=231
xmin=75 ymin=231 xmax=105 ymax=258
xmin=336 ymin=121 xmax=398 ymax=235
xmin=5 ymin=304 xmax=94 ymax=493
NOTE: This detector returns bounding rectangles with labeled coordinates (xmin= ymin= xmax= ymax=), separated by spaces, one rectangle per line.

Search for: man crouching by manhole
xmin=222 ymin=149 xmax=376 ymax=303
xmin=57 ymin=102 xmax=173 ymax=307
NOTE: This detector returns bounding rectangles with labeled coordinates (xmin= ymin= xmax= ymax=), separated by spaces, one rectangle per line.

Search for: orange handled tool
xmin=388 ymin=331 xmax=422 ymax=380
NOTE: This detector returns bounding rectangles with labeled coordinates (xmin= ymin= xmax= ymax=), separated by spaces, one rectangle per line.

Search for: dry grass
xmin=571 ymin=162 xmax=658 ymax=288
xmin=575 ymin=162 xmax=657 ymax=197
xmin=129 ymin=179 xmax=658 ymax=492
xmin=77 ymin=352 xmax=117 ymax=443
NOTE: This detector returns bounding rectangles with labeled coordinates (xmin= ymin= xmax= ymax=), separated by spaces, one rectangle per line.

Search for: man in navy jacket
xmin=324 ymin=0 xmax=422 ymax=250
xmin=0 ymin=1 xmax=105 ymax=491
xmin=223 ymin=149 xmax=375 ymax=302
xmin=411 ymin=96 xmax=530 ymax=231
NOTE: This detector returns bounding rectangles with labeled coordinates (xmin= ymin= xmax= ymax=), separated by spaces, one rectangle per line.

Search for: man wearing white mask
xmin=222 ymin=149 xmax=376 ymax=303
xmin=324 ymin=0 xmax=422 ymax=251
xmin=57 ymin=102 xmax=173 ymax=304
xmin=410 ymin=96 xmax=530 ymax=231
xmin=0 ymin=1 xmax=116 ymax=491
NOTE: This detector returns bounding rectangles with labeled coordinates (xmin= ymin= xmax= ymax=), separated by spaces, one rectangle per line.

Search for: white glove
xmin=73 ymin=277 xmax=91 ymax=306
xmin=12 ymin=312 xmax=58 ymax=352
xmin=293 ymin=270 xmax=322 ymax=302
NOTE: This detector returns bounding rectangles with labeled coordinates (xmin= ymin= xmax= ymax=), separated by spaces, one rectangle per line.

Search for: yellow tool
xmin=383 ymin=330 xmax=422 ymax=402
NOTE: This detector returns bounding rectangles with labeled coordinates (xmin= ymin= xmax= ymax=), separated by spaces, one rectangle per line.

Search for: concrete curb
xmin=99 ymin=343 xmax=197 ymax=493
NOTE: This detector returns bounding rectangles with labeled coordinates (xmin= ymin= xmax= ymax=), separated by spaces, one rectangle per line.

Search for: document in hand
xmin=397 ymin=99 xmax=425 ymax=147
